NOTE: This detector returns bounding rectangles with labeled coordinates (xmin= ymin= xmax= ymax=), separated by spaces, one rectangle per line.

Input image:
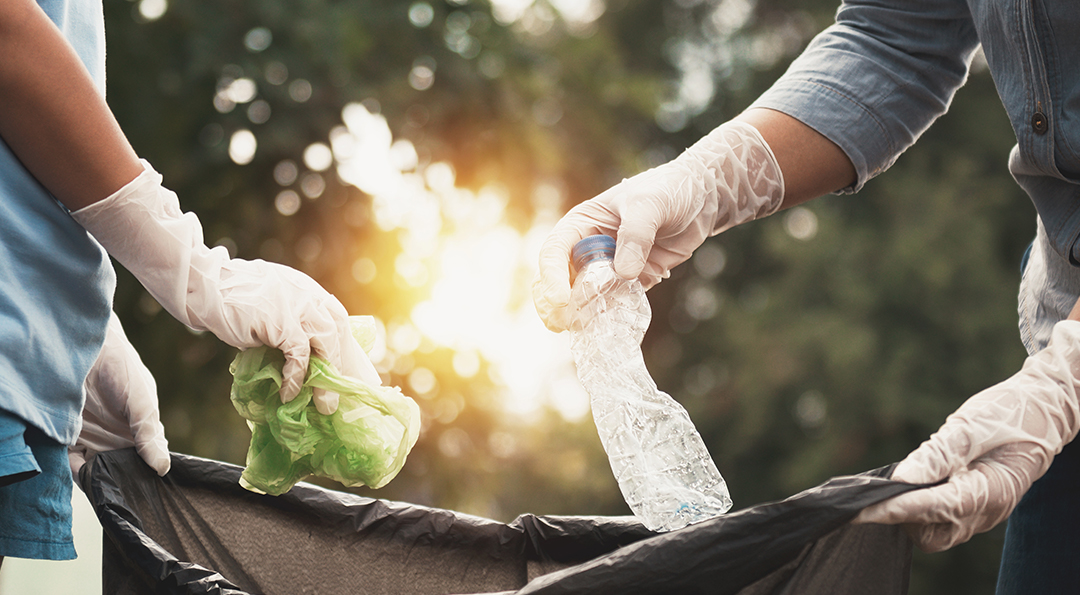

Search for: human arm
xmin=532 ymin=0 xmax=980 ymax=332
xmin=0 ymin=0 xmax=378 ymax=411
xmin=854 ymin=304 xmax=1080 ymax=552
xmin=71 ymin=311 xmax=170 ymax=477
xmin=531 ymin=109 xmax=853 ymax=332
xmin=0 ymin=0 xmax=141 ymax=209
xmin=734 ymin=109 xmax=855 ymax=209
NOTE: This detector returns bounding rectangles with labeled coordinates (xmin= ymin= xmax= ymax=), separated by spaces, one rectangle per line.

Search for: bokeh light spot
xmin=409 ymin=65 xmax=435 ymax=91
xmin=228 ymin=129 xmax=257 ymax=165
xmin=388 ymin=322 xmax=423 ymax=355
xmin=784 ymin=207 xmax=818 ymax=240
xmin=288 ymin=79 xmax=313 ymax=102
xmin=247 ymin=99 xmax=271 ymax=124
xmin=274 ymin=190 xmax=300 ymax=216
xmin=478 ymin=52 xmax=506 ymax=79
xmin=692 ymin=242 xmax=727 ymax=279
xmin=683 ymin=284 xmax=721 ymax=321
xmin=295 ymin=234 xmax=323 ymax=262
xmin=303 ymin=143 xmax=334 ymax=172
xmin=425 ymin=162 xmax=455 ymax=191
xmin=408 ymin=2 xmax=435 ymax=28
xmin=273 ymin=160 xmax=299 ymax=186
xmin=452 ymin=350 xmax=481 ymax=378
xmin=225 ymin=78 xmax=258 ymax=103
xmin=408 ymin=367 xmax=438 ymax=396
xmin=244 ymin=27 xmax=272 ymax=52
xmin=264 ymin=61 xmax=288 ymax=85
xmin=300 ymin=172 xmax=326 ymax=198
xmin=794 ymin=390 xmax=828 ymax=430
xmin=351 ymin=258 xmax=377 ymax=284
xmin=137 ymin=0 xmax=167 ymax=21
xmin=438 ymin=427 xmax=472 ymax=458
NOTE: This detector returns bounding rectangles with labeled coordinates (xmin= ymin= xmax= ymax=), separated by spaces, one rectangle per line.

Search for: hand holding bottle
xmin=534 ymin=121 xmax=785 ymax=332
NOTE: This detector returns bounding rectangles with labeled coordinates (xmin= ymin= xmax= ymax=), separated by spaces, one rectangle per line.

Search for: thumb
xmin=103 ymin=312 xmax=171 ymax=476
xmin=533 ymin=226 xmax=582 ymax=333
xmin=891 ymin=421 xmax=977 ymax=485
xmin=121 ymin=363 xmax=171 ymax=476
xmin=279 ymin=333 xmax=311 ymax=403
xmin=613 ymin=201 xmax=661 ymax=282
xmin=131 ymin=421 xmax=171 ymax=476
xmin=312 ymin=388 xmax=340 ymax=415
xmin=856 ymin=424 xmax=977 ymax=527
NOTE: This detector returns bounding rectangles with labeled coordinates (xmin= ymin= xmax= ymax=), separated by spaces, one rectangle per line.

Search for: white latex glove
xmin=532 ymin=120 xmax=784 ymax=332
xmin=71 ymin=160 xmax=382 ymax=414
xmin=70 ymin=311 xmax=170 ymax=477
xmin=855 ymin=320 xmax=1080 ymax=552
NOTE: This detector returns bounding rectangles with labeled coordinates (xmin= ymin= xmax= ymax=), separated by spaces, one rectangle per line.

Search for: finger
xmin=337 ymin=324 xmax=383 ymax=386
xmin=103 ymin=313 xmax=172 ymax=476
xmin=534 ymin=230 xmax=583 ymax=333
xmin=135 ymin=439 xmax=171 ymax=476
xmin=532 ymin=271 xmax=571 ymax=333
xmin=279 ymin=339 xmax=310 ymax=403
xmin=534 ymin=198 xmax=622 ymax=332
xmin=131 ymin=422 xmax=171 ymax=476
xmin=613 ymin=199 xmax=662 ymax=282
xmin=890 ymin=421 xmax=979 ymax=485
xmin=905 ymin=521 xmax=977 ymax=554
xmin=855 ymin=468 xmax=989 ymax=530
xmin=304 ymin=301 xmax=351 ymax=415
xmin=312 ymin=388 xmax=340 ymax=416
xmin=634 ymin=242 xmax=697 ymax=290
xmin=854 ymin=486 xmax=949 ymax=526
xmin=305 ymin=303 xmax=344 ymax=371
xmin=127 ymin=387 xmax=171 ymax=476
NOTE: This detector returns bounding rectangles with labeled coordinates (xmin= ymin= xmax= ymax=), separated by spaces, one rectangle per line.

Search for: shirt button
xmin=1031 ymin=112 xmax=1049 ymax=135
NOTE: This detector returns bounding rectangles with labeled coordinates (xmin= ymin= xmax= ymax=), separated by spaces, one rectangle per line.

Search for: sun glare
xmin=333 ymin=102 xmax=589 ymax=422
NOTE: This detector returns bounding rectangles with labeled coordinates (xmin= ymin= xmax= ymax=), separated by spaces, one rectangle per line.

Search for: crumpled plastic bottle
xmin=569 ymin=234 xmax=732 ymax=531
xmin=230 ymin=316 xmax=420 ymax=496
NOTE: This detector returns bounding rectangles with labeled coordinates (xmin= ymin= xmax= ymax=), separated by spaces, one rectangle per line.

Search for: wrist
xmin=677 ymin=121 xmax=785 ymax=235
xmin=71 ymin=160 xmax=226 ymax=331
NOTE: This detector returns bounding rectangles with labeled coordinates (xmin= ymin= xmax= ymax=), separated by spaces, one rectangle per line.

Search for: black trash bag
xmin=79 ymin=448 xmax=921 ymax=595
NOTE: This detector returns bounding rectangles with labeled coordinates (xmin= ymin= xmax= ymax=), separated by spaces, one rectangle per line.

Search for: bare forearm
xmin=0 ymin=0 xmax=141 ymax=211
xmin=734 ymin=107 xmax=856 ymax=208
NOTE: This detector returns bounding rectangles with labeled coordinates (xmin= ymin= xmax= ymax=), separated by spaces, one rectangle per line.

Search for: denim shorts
xmin=997 ymin=218 xmax=1080 ymax=593
xmin=0 ymin=408 xmax=75 ymax=560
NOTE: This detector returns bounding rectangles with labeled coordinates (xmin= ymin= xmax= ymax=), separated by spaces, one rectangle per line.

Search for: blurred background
xmin=1 ymin=0 xmax=1037 ymax=593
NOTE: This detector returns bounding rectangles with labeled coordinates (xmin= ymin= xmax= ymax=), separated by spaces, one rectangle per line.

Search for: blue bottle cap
xmin=572 ymin=235 xmax=616 ymax=272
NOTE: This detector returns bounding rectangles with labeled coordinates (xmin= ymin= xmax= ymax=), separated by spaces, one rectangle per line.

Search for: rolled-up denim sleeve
xmin=749 ymin=0 xmax=980 ymax=193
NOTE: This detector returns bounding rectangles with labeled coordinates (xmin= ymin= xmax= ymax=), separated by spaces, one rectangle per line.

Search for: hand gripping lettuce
xmin=230 ymin=316 xmax=421 ymax=495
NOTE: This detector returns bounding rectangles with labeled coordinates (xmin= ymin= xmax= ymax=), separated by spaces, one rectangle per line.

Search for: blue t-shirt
xmin=0 ymin=0 xmax=115 ymax=445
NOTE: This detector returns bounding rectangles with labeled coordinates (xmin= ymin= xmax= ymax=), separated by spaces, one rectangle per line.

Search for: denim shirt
xmin=750 ymin=0 xmax=1080 ymax=352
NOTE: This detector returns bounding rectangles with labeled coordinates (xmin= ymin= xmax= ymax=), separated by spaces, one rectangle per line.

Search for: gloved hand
xmin=70 ymin=311 xmax=170 ymax=477
xmin=855 ymin=320 xmax=1080 ymax=552
xmin=532 ymin=120 xmax=785 ymax=332
xmin=71 ymin=160 xmax=381 ymax=414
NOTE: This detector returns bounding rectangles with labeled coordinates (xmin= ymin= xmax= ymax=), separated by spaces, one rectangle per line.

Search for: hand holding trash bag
xmin=71 ymin=161 xmax=379 ymax=414
xmin=70 ymin=311 xmax=170 ymax=477
xmin=532 ymin=121 xmax=785 ymax=332
xmin=856 ymin=319 xmax=1080 ymax=552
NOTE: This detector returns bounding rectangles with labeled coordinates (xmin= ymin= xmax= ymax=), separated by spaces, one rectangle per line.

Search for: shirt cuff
xmin=750 ymin=75 xmax=895 ymax=195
